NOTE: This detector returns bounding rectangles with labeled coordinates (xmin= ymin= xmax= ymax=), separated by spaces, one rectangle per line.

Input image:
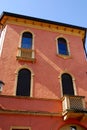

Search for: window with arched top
xmin=61 ymin=73 xmax=74 ymax=96
xmin=57 ymin=38 xmax=69 ymax=56
xmin=17 ymin=31 xmax=35 ymax=62
xmin=0 ymin=80 xmax=5 ymax=92
xmin=16 ymin=68 xmax=31 ymax=96
xmin=60 ymin=124 xmax=85 ymax=130
xmin=21 ymin=32 xmax=32 ymax=49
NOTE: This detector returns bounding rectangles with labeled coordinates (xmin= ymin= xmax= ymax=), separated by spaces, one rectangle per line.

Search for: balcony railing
xmin=16 ymin=47 xmax=36 ymax=62
xmin=62 ymin=95 xmax=87 ymax=120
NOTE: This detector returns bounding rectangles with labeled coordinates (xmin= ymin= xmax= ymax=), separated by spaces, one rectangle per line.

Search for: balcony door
xmin=16 ymin=68 xmax=31 ymax=96
xmin=61 ymin=73 xmax=74 ymax=96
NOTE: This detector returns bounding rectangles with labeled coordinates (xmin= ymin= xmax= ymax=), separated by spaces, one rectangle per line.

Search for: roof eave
xmin=0 ymin=11 xmax=86 ymax=31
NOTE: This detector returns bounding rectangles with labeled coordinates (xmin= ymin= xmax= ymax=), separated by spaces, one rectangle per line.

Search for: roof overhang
xmin=0 ymin=11 xmax=86 ymax=45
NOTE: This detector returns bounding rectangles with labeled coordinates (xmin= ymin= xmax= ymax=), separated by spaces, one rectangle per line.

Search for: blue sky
xmin=0 ymin=0 xmax=87 ymax=28
xmin=0 ymin=0 xmax=87 ymax=51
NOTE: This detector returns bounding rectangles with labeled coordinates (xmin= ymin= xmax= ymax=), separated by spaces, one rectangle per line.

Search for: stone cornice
xmin=0 ymin=14 xmax=86 ymax=41
xmin=0 ymin=109 xmax=62 ymax=117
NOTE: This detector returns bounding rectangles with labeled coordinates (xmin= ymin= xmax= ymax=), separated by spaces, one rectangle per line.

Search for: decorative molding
xmin=10 ymin=126 xmax=31 ymax=130
xmin=0 ymin=109 xmax=62 ymax=117
xmin=1 ymin=16 xmax=85 ymax=40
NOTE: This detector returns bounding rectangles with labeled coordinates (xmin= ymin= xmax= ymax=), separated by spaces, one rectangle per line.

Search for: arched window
xmin=60 ymin=124 xmax=85 ymax=130
xmin=61 ymin=73 xmax=74 ymax=96
xmin=21 ymin=32 xmax=32 ymax=49
xmin=57 ymin=38 xmax=69 ymax=55
xmin=0 ymin=80 xmax=5 ymax=92
xmin=16 ymin=68 xmax=31 ymax=96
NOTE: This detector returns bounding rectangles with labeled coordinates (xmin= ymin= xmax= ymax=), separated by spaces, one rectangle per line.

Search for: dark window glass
xmin=70 ymin=126 xmax=77 ymax=130
xmin=12 ymin=129 xmax=29 ymax=130
xmin=61 ymin=73 xmax=74 ymax=95
xmin=58 ymin=38 xmax=69 ymax=55
xmin=16 ymin=69 xmax=31 ymax=96
xmin=21 ymin=32 xmax=32 ymax=49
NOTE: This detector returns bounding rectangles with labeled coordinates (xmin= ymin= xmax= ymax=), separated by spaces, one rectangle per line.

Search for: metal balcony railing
xmin=62 ymin=95 xmax=86 ymax=113
xmin=16 ymin=47 xmax=36 ymax=62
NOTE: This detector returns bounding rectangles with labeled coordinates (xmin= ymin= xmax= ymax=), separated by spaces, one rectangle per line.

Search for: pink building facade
xmin=0 ymin=12 xmax=87 ymax=130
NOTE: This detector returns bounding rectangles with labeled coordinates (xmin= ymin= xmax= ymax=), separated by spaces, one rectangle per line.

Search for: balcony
xmin=16 ymin=47 xmax=36 ymax=62
xmin=62 ymin=95 xmax=87 ymax=121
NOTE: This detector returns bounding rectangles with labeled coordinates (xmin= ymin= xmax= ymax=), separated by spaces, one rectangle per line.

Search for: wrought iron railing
xmin=16 ymin=47 xmax=36 ymax=62
xmin=62 ymin=95 xmax=86 ymax=113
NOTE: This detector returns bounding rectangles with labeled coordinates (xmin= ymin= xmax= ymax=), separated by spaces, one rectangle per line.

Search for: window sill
xmin=56 ymin=54 xmax=72 ymax=59
xmin=16 ymin=47 xmax=36 ymax=63
xmin=16 ymin=56 xmax=36 ymax=63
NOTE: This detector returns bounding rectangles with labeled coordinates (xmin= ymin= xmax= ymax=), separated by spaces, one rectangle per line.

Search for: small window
xmin=0 ymin=80 xmax=5 ymax=92
xmin=70 ymin=126 xmax=77 ymax=130
xmin=57 ymin=38 xmax=69 ymax=55
xmin=12 ymin=129 xmax=29 ymax=130
xmin=12 ymin=128 xmax=30 ymax=130
xmin=21 ymin=32 xmax=32 ymax=49
xmin=16 ymin=68 xmax=31 ymax=96
xmin=61 ymin=73 xmax=74 ymax=96
xmin=11 ymin=126 xmax=30 ymax=130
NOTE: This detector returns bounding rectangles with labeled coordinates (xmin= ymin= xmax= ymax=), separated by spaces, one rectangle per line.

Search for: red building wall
xmin=0 ymin=24 xmax=87 ymax=100
xmin=0 ymin=13 xmax=87 ymax=130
